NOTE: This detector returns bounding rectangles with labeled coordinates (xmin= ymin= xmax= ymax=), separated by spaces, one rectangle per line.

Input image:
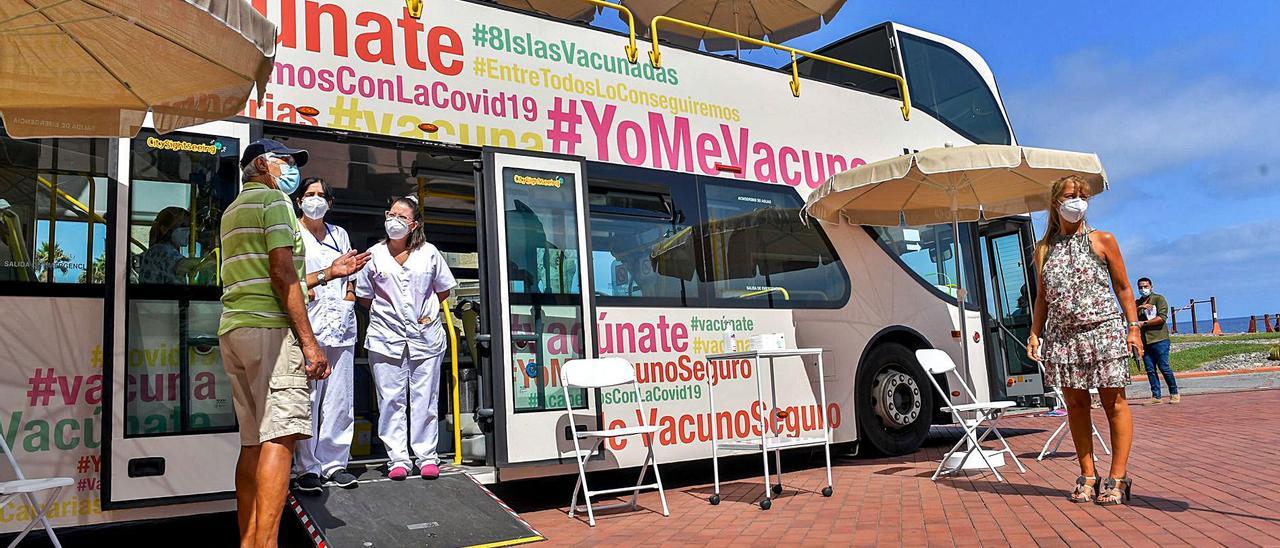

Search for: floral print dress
xmin=1041 ymin=229 xmax=1132 ymax=390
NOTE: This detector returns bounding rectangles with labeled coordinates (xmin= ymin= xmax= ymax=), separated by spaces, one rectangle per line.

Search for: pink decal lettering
xmin=696 ymin=132 xmax=722 ymax=175
xmin=582 ymin=100 xmax=617 ymax=161
xmin=617 ymin=120 xmax=647 ymax=165
xmin=779 ymin=146 xmax=801 ymax=186
xmin=648 ymin=113 xmax=693 ymax=172
xmin=752 ymin=142 xmax=777 ymax=184
xmin=719 ymin=125 xmax=749 ymax=179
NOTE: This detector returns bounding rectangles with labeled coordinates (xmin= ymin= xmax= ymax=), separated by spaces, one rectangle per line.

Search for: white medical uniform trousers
xmin=371 ymin=348 xmax=443 ymax=470
xmin=295 ymin=345 xmax=355 ymax=477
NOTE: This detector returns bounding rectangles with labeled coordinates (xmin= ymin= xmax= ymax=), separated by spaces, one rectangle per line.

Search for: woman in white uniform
xmin=292 ymin=177 xmax=365 ymax=493
xmin=356 ymin=196 xmax=457 ymax=481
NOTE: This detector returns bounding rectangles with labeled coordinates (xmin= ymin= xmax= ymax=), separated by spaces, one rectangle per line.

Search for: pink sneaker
xmin=419 ymin=463 xmax=440 ymax=480
xmin=388 ymin=466 xmax=409 ymax=481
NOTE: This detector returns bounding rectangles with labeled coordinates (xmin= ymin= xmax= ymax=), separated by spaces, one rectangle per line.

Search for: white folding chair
xmin=1 ymin=431 xmax=73 ymax=547
xmin=915 ymin=349 xmax=1026 ymax=482
xmin=1037 ymin=385 xmax=1111 ymax=461
xmin=560 ymin=357 xmax=669 ymax=527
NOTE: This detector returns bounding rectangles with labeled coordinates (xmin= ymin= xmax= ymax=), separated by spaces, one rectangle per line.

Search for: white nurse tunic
xmin=355 ymin=241 xmax=457 ymax=469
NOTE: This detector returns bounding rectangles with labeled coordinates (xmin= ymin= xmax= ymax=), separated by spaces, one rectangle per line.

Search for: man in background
xmin=1137 ymin=277 xmax=1179 ymax=404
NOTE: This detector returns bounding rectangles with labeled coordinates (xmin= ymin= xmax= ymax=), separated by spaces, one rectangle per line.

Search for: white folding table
xmin=704 ymin=348 xmax=833 ymax=510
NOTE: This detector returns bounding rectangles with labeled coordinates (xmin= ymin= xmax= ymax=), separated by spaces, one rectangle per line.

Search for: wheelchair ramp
xmin=289 ymin=471 xmax=543 ymax=548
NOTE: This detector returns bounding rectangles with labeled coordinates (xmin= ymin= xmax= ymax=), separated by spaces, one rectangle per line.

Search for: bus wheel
xmin=856 ymin=343 xmax=934 ymax=456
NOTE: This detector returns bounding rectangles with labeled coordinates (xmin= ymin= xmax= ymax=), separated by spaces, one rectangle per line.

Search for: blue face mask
xmin=1139 ymin=287 xmax=1152 ymax=298
xmin=274 ymin=162 xmax=301 ymax=195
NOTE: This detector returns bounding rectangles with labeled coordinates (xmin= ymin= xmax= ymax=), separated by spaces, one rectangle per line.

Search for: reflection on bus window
xmin=124 ymin=130 xmax=240 ymax=437
xmin=128 ymin=129 xmax=240 ymax=287
xmin=589 ymin=187 xmax=697 ymax=304
xmin=0 ymin=134 xmax=110 ymax=285
xmin=899 ymin=34 xmax=1011 ymax=145
xmin=503 ymin=168 xmax=581 ymax=295
xmin=871 ymin=224 xmax=979 ymax=307
xmin=700 ymin=182 xmax=849 ymax=308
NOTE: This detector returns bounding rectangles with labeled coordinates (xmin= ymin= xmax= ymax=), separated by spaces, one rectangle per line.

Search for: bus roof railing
xmin=644 ymin=15 xmax=911 ymax=121
xmin=586 ymin=0 xmax=640 ymax=63
xmin=454 ymin=0 xmax=912 ymax=120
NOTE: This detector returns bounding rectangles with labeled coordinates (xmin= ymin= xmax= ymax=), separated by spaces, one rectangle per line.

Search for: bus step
xmin=288 ymin=468 xmax=542 ymax=548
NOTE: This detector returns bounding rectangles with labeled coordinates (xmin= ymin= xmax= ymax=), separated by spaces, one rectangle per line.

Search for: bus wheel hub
xmin=872 ymin=370 xmax=922 ymax=429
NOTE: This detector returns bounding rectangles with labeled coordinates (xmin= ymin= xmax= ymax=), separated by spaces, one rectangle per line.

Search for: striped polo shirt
xmin=217 ymin=181 xmax=307 ymax=336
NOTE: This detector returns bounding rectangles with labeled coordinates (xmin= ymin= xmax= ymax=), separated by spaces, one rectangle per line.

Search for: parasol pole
xmin=733 ymin=0 xmax=741 ymax=59
xmin=950 ymin=189 xmax=978 ymax=458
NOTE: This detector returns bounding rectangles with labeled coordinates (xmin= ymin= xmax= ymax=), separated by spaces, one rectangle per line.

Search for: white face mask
xmin=384 ymin=218 xmax=411 ymax=240
xmin=1058 ymin=197 xmax=1088 ymax=223
xmin=300 ymin=196 xmax=329 ymax=220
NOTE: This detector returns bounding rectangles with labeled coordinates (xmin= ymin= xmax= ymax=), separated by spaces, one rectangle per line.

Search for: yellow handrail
xmin=740 ymin=286 xmax=791 ymax=300
xmin=443 ymin=299 xmax=464 ymax=465
xmin=583 ymin=0 xmax=639 ymax=63
xmin=646 ymin=16 xmax=911 ymax=120
xmin=36 ymin=175 xmax=148 ymax=251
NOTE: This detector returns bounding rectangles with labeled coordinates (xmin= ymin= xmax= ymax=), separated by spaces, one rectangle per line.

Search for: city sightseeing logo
xmin=146 ymin=136 xmax=223 ymax=155
xmin=513 ymin=174 xmax=563 ymax=188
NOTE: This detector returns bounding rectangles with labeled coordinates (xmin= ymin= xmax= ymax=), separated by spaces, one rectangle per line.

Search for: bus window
xmin=589 ymin=185 xmax=699 ymax=306
xmin=898 ymin=33 xmax=1011 ymax=145
xmin=125 ymin=129 xmax=240 ymax=436
xmin=798 ymin=25 xmax=901 ymax=97
xmin=0 ymin=134 xmax=110 ymax=287
xmin=700 ymin=181 xmax=850 ymax=309
xmin=869 ymin=224 xmax=980 ymax=307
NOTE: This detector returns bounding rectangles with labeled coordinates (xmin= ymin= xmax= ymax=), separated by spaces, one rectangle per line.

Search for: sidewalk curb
xmin=1176 ymin=365 xmax=1280 ymax=379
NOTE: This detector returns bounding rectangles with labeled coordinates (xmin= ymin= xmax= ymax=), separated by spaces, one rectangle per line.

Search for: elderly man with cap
xmin=217 ymin=139 xmax=367 ymax=547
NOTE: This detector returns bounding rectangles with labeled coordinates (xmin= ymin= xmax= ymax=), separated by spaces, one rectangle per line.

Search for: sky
xmin=600 ymin=0 xmax=1280 ymax=320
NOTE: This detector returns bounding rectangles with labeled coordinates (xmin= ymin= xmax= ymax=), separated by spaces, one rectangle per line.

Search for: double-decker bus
xmin=0 ymin=0 xmax=1042 ymax=532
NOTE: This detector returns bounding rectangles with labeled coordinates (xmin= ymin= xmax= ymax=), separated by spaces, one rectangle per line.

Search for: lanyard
xmin=320 ymin=223 xmax=343 ymax=254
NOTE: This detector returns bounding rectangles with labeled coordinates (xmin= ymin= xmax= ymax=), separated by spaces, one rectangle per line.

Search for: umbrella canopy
xmin=0 ymin=0 xmax=276 ymax=138
xmin=651 ymin=207 xmax=831 ymax=281
xmin=622 ymin=0 xmax=845 ymax=52
xmin=802 ymin=144 xmax=1108 ymax=393
xmin=803 ymin=144 xmax=1109 ymax=227
xmin=494 ymin=0 xmax=599 ymax=22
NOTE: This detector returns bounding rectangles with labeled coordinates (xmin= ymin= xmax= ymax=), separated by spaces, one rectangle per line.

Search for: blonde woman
xmin=1026 ymin=175 xmax=1141 ymax=506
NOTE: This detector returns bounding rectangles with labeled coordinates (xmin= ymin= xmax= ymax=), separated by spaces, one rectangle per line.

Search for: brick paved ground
xmin=500 ymin=389 xmax=1280 ymax=547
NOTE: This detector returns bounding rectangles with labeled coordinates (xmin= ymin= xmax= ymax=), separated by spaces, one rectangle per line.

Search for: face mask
xmin=171 ymin=228 xmax=190 ymax=247
xmin=300 ymin=196 xmax=328 ymax=219
xmin=1058 ymin=197 xmax=1088 ymax=223
xmin=385 ymin=218 xmax=411 ymax=240
xmin=1139 ymin=287 xmax=1152 ymax=298
xmin=271 ymin=158 xmax=301 ymax=196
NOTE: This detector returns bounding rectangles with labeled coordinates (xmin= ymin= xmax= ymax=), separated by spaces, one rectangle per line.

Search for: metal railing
xmin=644 ymin=16 xmax=911 ymax=120
xmin=479 ymin=0 xmax=914 ymax=120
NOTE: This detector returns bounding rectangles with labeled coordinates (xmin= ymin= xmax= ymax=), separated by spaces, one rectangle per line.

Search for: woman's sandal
xmin=1096 ymin=476 xmax=1133 ymax=506
xmin=1069 ymin=475 xmax=1099 ymax=503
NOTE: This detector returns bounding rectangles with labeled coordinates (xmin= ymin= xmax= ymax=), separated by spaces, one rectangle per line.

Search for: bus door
xmin=978 ymin=219 xmax=1043 ymax=401
xmin=477 ymin=149 xmax=599 ymax=466
xmin=103 ymin=120 xmax=249 ymax=507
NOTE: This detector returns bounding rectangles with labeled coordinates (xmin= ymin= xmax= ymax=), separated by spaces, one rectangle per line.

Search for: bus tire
xmin=855 ymin=342 xmax=933 ymax=456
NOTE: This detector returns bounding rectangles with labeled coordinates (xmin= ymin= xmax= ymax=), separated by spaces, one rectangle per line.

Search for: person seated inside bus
xmin=137 ymin=206 xmax=199 ymax=285
xmin=355 ymin=195 xmax=457 ymax=481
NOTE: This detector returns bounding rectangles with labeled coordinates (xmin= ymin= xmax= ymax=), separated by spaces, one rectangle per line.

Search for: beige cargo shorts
xmin=219 ymin=327 xmax=312 ymax=446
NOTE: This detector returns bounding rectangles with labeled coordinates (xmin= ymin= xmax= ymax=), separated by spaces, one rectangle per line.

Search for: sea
xmin=1175 ymin=315 xmax=1278 ymax=335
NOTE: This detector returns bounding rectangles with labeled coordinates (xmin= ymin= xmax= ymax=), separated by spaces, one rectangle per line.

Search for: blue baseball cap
xmin=240 ymin=138 xmax=308 ymax=169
